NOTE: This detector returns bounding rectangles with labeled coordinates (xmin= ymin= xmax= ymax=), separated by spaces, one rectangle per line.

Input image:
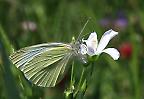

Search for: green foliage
xmin=0 ymin=0 xmax=144 ymax=99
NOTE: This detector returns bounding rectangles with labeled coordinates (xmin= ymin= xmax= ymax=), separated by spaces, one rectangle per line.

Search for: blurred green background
xmin=0 ymin=0 xmax=144 ymax=99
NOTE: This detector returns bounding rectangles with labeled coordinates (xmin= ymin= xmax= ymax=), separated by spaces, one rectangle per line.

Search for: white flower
xmin=81 ymin=29 xmax=120 ymax=60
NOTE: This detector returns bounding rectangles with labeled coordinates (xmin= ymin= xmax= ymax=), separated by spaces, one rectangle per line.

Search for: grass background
xmin=0 ymin=0 xmax=144 ymax=99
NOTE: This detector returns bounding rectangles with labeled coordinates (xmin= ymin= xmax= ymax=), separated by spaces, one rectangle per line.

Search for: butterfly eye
xmin=79 ymin=44 xmax=87 ymax=55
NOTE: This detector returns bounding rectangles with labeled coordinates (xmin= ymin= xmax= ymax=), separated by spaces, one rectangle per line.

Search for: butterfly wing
xmin=10 ymin=43 xmax=73 ymax=87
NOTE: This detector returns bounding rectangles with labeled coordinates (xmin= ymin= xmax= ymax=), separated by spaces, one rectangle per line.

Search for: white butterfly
xmin=10 ymin=42 xmax=87 ymax=87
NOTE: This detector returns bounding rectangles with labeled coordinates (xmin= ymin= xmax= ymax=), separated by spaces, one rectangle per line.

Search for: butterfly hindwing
xmin=10 ymin=43 xmax=73 ymax=87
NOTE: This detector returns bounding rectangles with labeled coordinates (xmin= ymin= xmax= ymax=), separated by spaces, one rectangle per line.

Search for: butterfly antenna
xmin=76 ymin=17 xmax=91 ymax=42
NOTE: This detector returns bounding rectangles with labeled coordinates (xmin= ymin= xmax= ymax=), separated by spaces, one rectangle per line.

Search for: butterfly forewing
xmin=10 ymin=43 xmax=73 ymax=87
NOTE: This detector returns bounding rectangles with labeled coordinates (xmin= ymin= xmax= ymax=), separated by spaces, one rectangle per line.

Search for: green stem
xmin=87 ymin=55 xmax=99 ymax=84
xmin=78 ymin=67 xmax=85 ymax=89
xmin=87 ymin=62 xmax=95 ymax=85
xmin=74 ymin=67 xmax=86 ymax=97
xmin=65 ymin=62 xmax=75 ymax=99
xmin=70 ymin=61 xmax=74 ymax=87
xmin=74 ymin=56 xmax=99 ymax=98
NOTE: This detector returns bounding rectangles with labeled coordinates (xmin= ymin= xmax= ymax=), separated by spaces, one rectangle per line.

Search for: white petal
xmin=85 ymin=32 xmax=98 ymax=49
xmin=87 ymin=32 xmax=98 ymax=42
xmin=96 ymin=29 xmax=118 ymax=54
xmin=80 ymin=44 xmax=87 ymax=55
xmin=83 ymin=32 xmax=98 ymax=56
xmin=102 ymin=48 xmax=120 ymax=60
